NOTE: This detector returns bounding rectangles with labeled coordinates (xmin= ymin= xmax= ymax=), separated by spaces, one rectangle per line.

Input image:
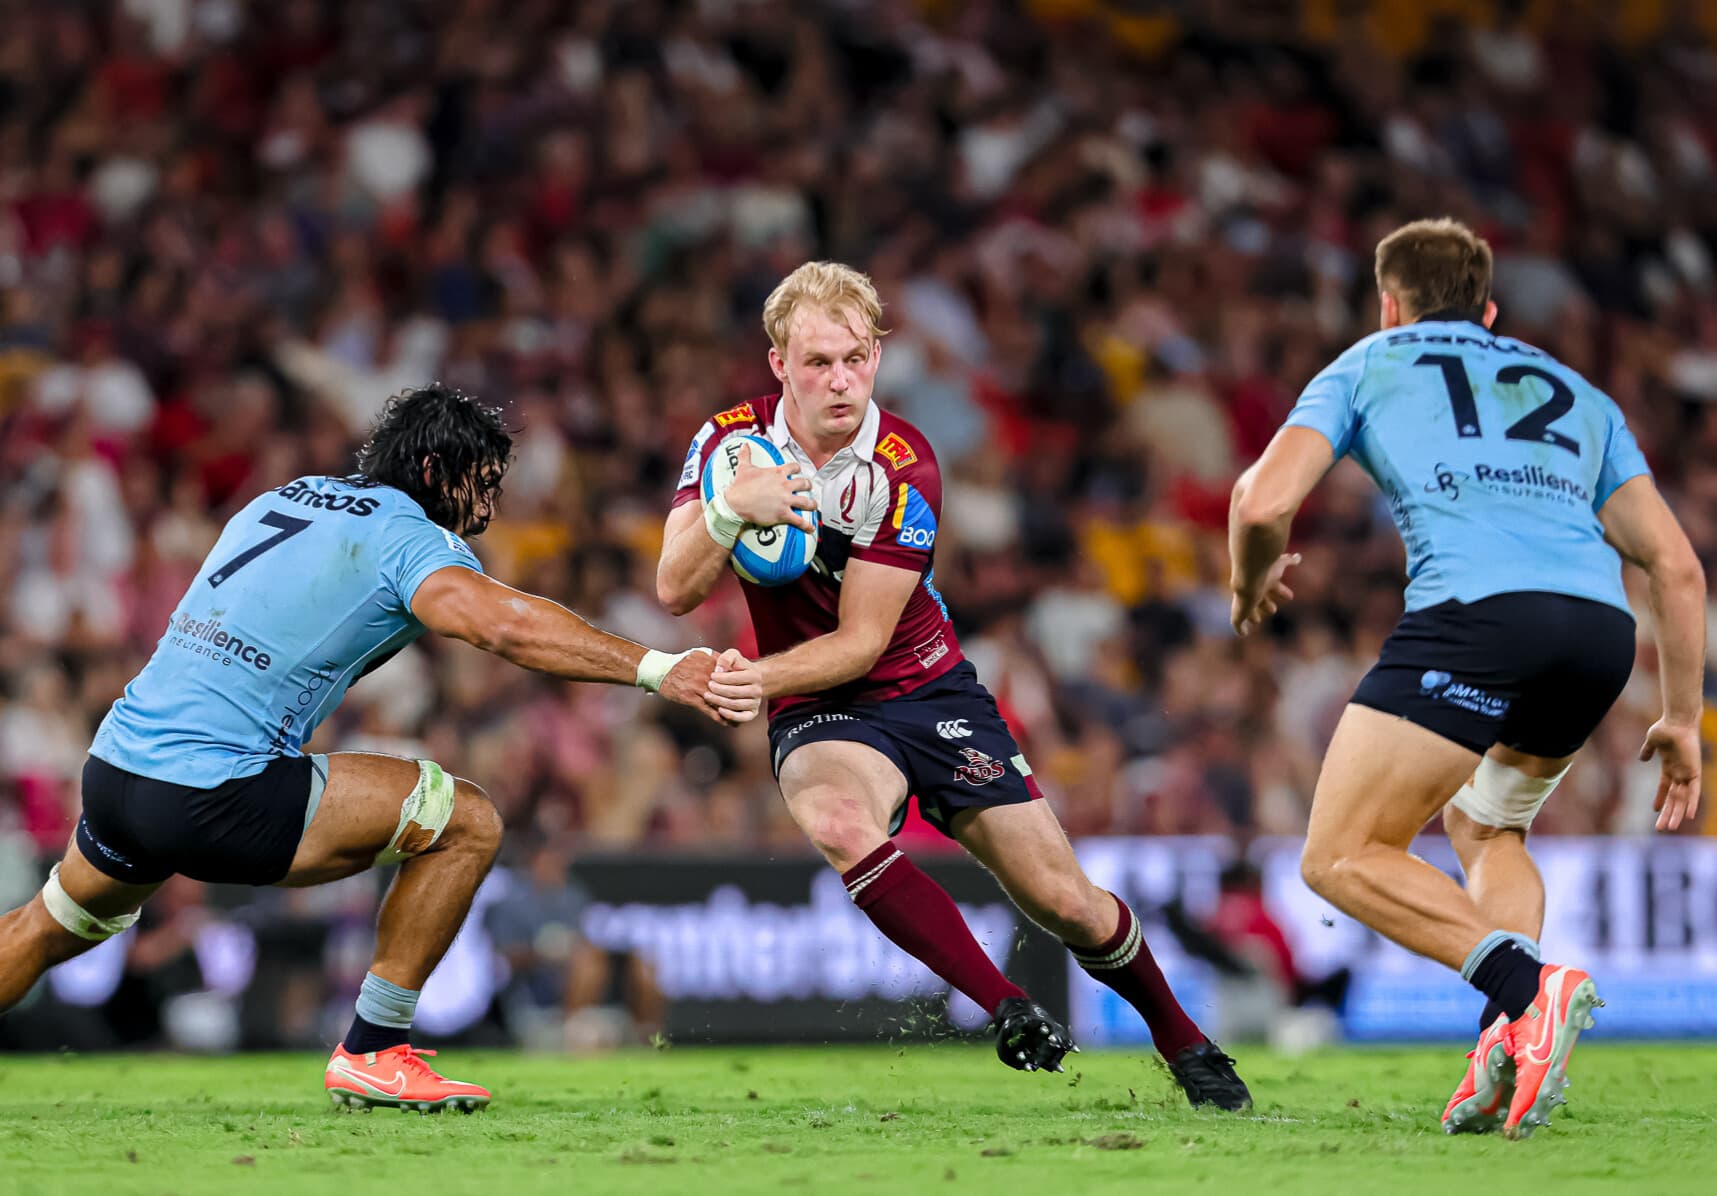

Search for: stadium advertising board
xmin=20 ymin=838 xmax=1717 ymax=1049
xmin=574 ymin=855 xmax=1065 ymax=1042
xmin=1074 ymin=836 xmax=1717 ymax=1044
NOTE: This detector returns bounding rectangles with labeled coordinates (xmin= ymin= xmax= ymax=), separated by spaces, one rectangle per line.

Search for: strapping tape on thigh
xmin=42 ymin=864 xmax=141 ymax=941
xmin=1448 ymin=756 xmax=1570 ymax=830
xmin=374 ymin=760 xmax=456 ymax=867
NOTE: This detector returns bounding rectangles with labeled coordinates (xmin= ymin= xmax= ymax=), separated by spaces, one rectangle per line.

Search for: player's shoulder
xmin=678 ymin=395 xmax=780 ymax=491
xmin=869 ymin=409 xmax=940 ymax=478
xmin=705 ymin=394 xmax=777 ymax=436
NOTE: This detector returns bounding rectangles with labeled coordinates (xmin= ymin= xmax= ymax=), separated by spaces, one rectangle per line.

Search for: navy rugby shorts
xmin=77 ymin=753 xmax=328 ymax=885
xmin=767 ymin=662 xmax=1043 ymax=838
xmin=1351 ymin=591 xmax=1635 ymax=758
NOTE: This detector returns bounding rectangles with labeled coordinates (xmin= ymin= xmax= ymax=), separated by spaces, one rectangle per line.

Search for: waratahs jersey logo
xmin=892 ymin=483 xmax=937 ymax=551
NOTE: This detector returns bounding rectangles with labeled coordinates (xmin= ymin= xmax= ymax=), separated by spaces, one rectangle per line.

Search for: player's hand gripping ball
xmin=701 ymin=434 xmax=820 ymax=586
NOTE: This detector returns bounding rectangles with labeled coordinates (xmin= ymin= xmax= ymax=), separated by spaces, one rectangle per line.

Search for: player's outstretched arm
xmin=1599 ymin=476 xmax=1708 ymax=830
xmin=411 ymin=565 xmax=760 ymax=724
xmin=657 ymin=460 xmax=816 ymax=615
xmin=751 ymin=558 xmax=919 ymax=699
xmin=1228 ymin=426 xmax=1331 ymax=634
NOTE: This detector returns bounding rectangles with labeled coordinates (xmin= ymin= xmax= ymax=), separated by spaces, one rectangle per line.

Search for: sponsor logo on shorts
xmin=79 ymin=822 xmax=138 ymax=869
xmin=1420 ymin=670 xmax=1510 ymax=719
xmin=954 ymin=747 xmax=1006 ymax=786
xmin=875 ymin=433 xmax=918 ymax=471
xmin=1426 ymin=461 xmax=1590 ymax=506
xmin=167 ymin=611 xmax=273 ymax=671
xmin=783 ymin=712 xmax=860 ymax=739
xmin=936 ymin=719 xmax=972 ymax=739
xmin=714 ymin=402 xmax=757 ymax=428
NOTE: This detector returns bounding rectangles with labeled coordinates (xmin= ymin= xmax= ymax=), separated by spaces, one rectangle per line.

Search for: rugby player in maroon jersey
xmin=656 ymin=262 xmax=1249 ymax=1107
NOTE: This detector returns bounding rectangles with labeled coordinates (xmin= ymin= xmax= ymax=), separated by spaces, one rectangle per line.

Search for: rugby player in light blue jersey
xmin=1229 ymin=219 xmax=1705 ymax=1139
xmin=0 ymin=384 xmax=762 ymax=1110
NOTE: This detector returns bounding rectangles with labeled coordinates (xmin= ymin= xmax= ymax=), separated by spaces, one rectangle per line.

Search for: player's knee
xmin=798 ymin=793 xmax=882 ymax=867
xmin=1299 ymin=843 xmax=1343 ymax=899
xmin=807 ymin=816 xmax=875 ymax=868
xmin=449 ymin=780 xmax=504 ymax=862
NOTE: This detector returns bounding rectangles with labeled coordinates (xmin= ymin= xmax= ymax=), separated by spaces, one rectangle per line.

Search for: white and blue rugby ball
xmin=701 ymin=433 xmax=820 ymax=587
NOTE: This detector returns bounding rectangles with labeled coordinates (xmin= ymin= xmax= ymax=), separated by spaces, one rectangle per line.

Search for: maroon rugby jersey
xmin=672 ymin=393 xmax=962 ymax=717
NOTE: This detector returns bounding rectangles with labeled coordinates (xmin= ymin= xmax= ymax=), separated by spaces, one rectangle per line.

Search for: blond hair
xmin=762 ymin=261 xmax=888 ymax=352
xmin=1374 ymin=218 xmax=1493 ymax=320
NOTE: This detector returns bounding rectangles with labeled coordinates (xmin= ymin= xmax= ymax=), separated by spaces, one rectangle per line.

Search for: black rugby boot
xmin=993 ymin=996 xmax=1076 ymax=1073
xmin=1168 ymin=1041 xmax=1252 ymax=1111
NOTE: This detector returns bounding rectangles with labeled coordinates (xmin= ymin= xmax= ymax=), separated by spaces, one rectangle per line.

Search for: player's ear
xmin=768 ymin=345 xmax=787 ymax=382
xmin=1378 ymin=291 xmax=1401 ymax=330
xmin=1481 ymin=300 xmax=1498 ymax=329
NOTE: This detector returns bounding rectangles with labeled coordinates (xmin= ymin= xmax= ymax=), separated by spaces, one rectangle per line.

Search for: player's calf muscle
xmin=0 ymin=900 xmax=90 ymax=1012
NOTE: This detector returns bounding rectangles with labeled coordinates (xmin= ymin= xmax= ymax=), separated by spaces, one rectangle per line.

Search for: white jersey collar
xmin=767 ymin=394 xmax=881 ymax=465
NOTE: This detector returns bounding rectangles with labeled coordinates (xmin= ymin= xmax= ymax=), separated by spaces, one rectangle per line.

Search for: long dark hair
xmin=353 ymin=384 xmax=513 ymax=534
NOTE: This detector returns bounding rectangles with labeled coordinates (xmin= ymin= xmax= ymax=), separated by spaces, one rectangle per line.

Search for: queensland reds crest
xmin=954 ymin=747 xmax=1006 ymax=786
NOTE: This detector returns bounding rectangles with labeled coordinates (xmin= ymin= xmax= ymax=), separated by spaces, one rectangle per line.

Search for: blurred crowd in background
xmin=5 ymin=0 xmax=1717 ymax=953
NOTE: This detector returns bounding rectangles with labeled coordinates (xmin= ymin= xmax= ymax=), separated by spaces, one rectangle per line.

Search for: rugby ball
xmin=700 ymin=433 xmax=820 ymax=587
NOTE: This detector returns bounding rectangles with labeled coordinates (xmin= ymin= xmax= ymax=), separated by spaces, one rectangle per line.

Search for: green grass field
xmin=1 ymin=1044 xmax=1712 ymax=1196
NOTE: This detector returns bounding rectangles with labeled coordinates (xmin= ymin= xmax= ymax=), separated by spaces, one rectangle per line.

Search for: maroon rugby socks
xmin=842 ymin=841 xmax=1025 ymax=1015
xmin=1066 ymin=892 xmax=1204 ymax=1059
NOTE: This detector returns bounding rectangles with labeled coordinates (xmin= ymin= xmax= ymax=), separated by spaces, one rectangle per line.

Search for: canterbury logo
xmin=328 ymin=1061 xmax=408 ymax=1097
xmin=936 ymin=720 xmax=971 ymax=739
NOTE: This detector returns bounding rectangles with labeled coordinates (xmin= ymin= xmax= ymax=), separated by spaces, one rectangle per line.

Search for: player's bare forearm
xmin=1645 ymin=558 xmax=1707 ymax=725
xmin=1229 ymin=474 xmax=1293 ymax=599
xmin=413 ymin=567 xmax=644 ymax=684
xmin=756 ymin=558 xmax=919 ymax=700
xmin=1228 ymin=427 xmax=1331 ymax=598
xmin=1599 ymin=477 xmax=1708 ymax=724
xmin=657 ymin=503 xmax=731 ymax=616
xmin=756 ymin=628 xmax=883 ymax=699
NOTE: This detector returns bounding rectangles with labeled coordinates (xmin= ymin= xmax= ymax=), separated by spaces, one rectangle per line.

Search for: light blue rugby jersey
xmin=91 ymin=476 xmax=482 ymax=787
xmin=1284 ymin=319 xmax=1650 ymax=614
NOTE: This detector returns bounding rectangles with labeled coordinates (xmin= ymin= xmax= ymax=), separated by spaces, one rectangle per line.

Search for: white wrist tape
xmin=703 ymin=489 xmax=744 ymax=550
xmin=636 ymin=646 xmax=713 ymax=693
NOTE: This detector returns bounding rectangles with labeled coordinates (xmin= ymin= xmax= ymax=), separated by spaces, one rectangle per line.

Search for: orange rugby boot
xmin=324 ymin=1043 xmax=491 ymax=1113
xmin=1441 ymin=1013 xmax=1515 ymax=1134
xmin=1502 ymin=964 xmax=1602 ymax=1140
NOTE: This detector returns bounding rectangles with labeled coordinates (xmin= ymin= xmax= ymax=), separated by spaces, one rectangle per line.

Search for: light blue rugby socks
xmin=343 ymin=971 xmax=420 ymax=1054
